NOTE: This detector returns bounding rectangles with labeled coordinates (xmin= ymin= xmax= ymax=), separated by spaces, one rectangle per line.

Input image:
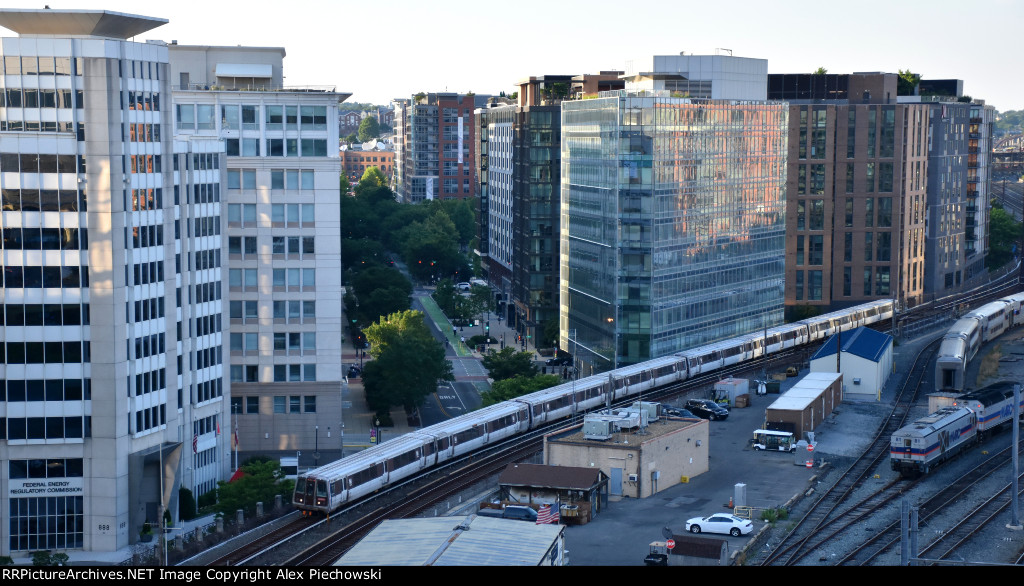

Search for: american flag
xmin=536 ymin=504 xmax=560 ymax=525
xmin=192 ymin=433 xmax=198 ymax=454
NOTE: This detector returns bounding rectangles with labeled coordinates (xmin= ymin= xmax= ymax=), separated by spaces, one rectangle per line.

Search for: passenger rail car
xmin=935 ymin=318 xmax=982 ymax=392
xmin=890 ymin=406 xmax=977 ymax=477
xmin=293 ymin=299 xmax=895 ymax=515
xmin=935 ymin=290 xmax=1024 ymax=394
xmin=952 ymin=381 xmax=1023 ymax=438
xmin=966 ymin=301 xmax=1011 ymax=343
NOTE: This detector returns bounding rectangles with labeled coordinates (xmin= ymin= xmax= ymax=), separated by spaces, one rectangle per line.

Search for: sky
xmin=3 ymin=0 xmax=1022 ymax=111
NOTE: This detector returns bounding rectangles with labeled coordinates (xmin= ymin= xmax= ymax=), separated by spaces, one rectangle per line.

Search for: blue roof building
xmin=810 ymin=327 xmax=893 ymax=400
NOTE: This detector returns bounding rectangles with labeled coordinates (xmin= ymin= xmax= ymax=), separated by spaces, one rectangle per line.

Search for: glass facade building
xmin=560 ymin=91 xmax=788 ymax=372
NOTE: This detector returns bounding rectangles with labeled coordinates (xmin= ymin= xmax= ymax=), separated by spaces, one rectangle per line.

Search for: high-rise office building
xmin=168 ymin=44 xmax=348 ymax=466
xmin=0 ymin=9 xmax=228 ymax=556
xmin=560 ymin=65 xmax=788 ymax=373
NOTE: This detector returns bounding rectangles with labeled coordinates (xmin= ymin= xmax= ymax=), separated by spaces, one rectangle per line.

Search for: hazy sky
xmin=4 ymin=0 xmax=1022 ymax=111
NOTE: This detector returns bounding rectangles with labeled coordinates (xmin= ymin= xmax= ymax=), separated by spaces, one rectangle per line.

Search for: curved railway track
xmin=758 ymin=338 xmax=939 ymax=566
xmin=836 ymin=442 xmax=1023 ymax=565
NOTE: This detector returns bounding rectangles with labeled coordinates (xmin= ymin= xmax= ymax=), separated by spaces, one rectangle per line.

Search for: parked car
xmin=684 ymin=399 xmax=730 ymax=421
xmin=457 ymin=282 xmax=471 ymax=292
xmin=661 ymin=406 xmax=697 ymax=418
xmin=476 ymin=505 xmax=538 ymax=522
xmin=685 ymin=514 xmax=753 ymax=537
xmin=546 ymin=357 xmax=571 ymax=366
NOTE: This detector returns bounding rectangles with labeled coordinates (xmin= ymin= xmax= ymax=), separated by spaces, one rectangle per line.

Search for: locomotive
xmin=890 ymin=381 xmax=1023 ymax=476
xmin=294 ymin=299 xmax=894 ymax=515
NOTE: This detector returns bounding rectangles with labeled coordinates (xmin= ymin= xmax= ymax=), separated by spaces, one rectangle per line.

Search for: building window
xmin=808 ymin=270 xmax=823 ymax=301
xmin=246 ymin=396 xmax=259 ymax=414
xmin=289 ymin=396 xmax=300 ymax=414
xmin=273 ymin=396 xmax=286 ymax=414
xmin=304 ymin=396 xmax=316 ymax=413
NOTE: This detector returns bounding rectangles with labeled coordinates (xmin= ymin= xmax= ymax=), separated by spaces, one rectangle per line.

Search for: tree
xmin=482 ymin=346 xmax=538 ymax=381
xmin=433 ymin=278 xmax=459 ymax=315
xmin=215 ymin=459 xmax=293 ymax=518
xmin=542 ymin=318 xmax=559 ymax=349
xmin=357 ymin=166 xmax=389 ymax=191
xmin=468 ymin=284 xmax=494 ymax=321
xmin=480 ymin=374 xmax=561 ymax=406
xmin=344 ymin=132 xmax=359 ymax=144
xmin=986 ymin=203 xmax=1022 ymax=270
xmin=351 ymin=266 xmax=413 ymax=325
xmin=357 ymin=116 xmax=380 ymax=142
xmin=813 ymin=66 xmax=828 ymax=75
xmin=362 ymin=310 xmax=453 ymax=421
xmin=897 ymin=69 xmax=920 ymax=96
xmin=339 ymin=173 xmax=351 ymax=196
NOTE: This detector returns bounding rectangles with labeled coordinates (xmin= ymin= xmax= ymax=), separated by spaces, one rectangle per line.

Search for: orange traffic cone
xmin=728 ymin=496 xmax=734 ymax=508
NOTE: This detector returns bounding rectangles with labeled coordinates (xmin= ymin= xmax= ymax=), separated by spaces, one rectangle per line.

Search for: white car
xmin=685 ymin=514 xmax=753 ymax=537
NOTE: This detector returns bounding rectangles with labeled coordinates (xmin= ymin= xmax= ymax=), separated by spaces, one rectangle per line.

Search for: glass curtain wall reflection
xmin=560 ymin=91 xmax=788 ymax=372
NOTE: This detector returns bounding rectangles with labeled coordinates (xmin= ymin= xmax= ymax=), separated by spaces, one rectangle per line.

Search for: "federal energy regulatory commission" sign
xmin=9 ymin=478 xmax=84 ymax=496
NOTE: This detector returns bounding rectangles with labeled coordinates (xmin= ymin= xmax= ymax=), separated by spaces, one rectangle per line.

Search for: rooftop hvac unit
xmin=631 ymin=401 xmax=660 ymax=422
xmin=582 ymin=415 xmax=616 ymax=440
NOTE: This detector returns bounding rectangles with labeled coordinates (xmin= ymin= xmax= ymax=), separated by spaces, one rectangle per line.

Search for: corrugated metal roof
xmin=767 ymin=372 xmax=840 ymax=410
xmin=498 ymin=463 xmax=603 ymax=490
xmin=810 ymin=327 xmax=892 ymax=363
xmin=335 ymin=516 xmax=563 ymax=566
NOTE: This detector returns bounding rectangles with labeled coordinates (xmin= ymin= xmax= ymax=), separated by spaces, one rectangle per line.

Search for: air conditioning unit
xmin=628 ymin=474 xmax=639 ymax=482
xmin=853 ymin=378 xmax=862 ymax=385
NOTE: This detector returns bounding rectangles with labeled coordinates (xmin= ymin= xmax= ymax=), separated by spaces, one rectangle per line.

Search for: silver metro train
xmin=935 ymin=292 xmax=1024 ymax=393
xmin=293 ymin=299 xmax=894 ymax=515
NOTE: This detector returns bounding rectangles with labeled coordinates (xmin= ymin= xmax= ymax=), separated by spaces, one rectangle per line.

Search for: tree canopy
xmin=358 ymin=117 xmax=381 ymax=142
xmin=480 ymin=374 xmax=561 ymax=407
xmin=362 ymin=310 xmax=453 ymax=422
xmin=813 ymin=66 xmax=827 ymax=75
xmin=897 ymin=69 xmax=920 ymax=96
xmin=482 ymin=346 xmax=538 ymax=381
xmin=215 ymin=459 xmax=293 ymax=518
xmin=986 ymin=203 xmax=1022 ymax=270
xmin=349 ymin=265 xmax=412 ymax=326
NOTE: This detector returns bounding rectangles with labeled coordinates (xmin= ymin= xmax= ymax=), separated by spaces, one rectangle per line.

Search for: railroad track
xmin=281 ymin=435 xmax=544 ymax=565
xmin=834 ymin=442 xmax=1022 ymax=565
xmin=757 ymin=338 xmax=939 ymax=566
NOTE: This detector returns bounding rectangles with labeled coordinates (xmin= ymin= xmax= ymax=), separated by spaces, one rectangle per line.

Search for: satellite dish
xmin=661 ymin=526 xmax=673 ymax=540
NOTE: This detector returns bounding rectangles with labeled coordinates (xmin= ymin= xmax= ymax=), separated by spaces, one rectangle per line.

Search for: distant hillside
xmin=996 ymin=110 xmax=1024 ymax=134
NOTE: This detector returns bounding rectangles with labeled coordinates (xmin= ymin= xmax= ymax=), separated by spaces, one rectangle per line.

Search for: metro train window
xmin=453 ymin=428 xmax=483 ymax=444
xmin=389 ymin=449 xmax=421 ymax=470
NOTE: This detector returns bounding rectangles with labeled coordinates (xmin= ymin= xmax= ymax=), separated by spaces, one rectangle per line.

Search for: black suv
xmin=662 ymin=406 xmax=697 ymax=418
xmin=684 ymin=399 xmax=730 ymax=421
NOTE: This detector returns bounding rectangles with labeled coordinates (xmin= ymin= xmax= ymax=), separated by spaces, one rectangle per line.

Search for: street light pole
xmin=314 ymin=425 xmax=320 ymax=468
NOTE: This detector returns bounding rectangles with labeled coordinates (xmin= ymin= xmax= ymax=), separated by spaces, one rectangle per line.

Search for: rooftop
xmin=0 ymin=8 xmax=167 ymax=39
